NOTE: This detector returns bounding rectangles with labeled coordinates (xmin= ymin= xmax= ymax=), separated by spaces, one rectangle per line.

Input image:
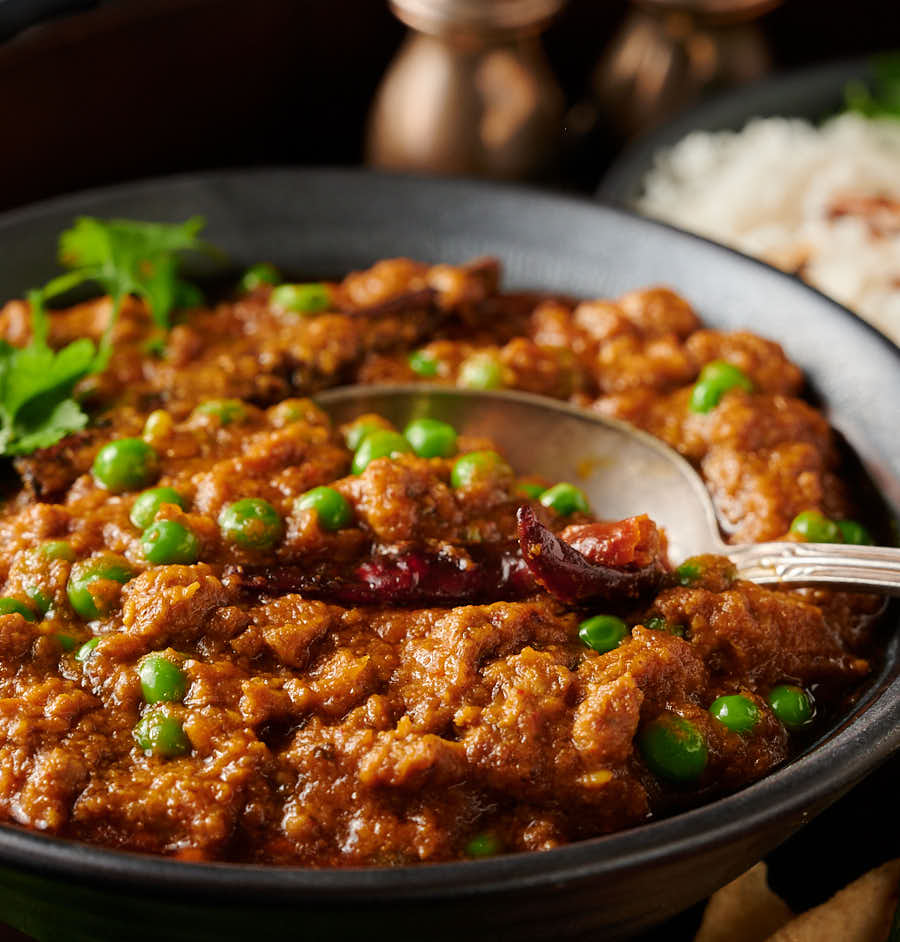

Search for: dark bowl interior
xmin=0 ymin=169 xmax=898 ymax=942
xmin=597 ymin=58 xmax=873 ymax=206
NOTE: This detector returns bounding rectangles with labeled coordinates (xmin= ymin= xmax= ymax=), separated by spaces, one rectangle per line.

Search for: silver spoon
xmin=316 ymin=386 xmax=900 ymax=596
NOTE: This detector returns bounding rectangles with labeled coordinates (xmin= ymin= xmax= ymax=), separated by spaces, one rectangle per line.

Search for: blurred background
xmin=0 ymin=0 xmax=898 ymax=212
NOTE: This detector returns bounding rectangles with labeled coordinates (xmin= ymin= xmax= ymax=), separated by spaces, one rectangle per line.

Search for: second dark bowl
xmin=598 ymin=58 xmax=873 ymax=206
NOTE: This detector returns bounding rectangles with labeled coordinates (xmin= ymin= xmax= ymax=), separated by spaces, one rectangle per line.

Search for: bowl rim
xmin=0 ymin=166 xmax=897 ymax=902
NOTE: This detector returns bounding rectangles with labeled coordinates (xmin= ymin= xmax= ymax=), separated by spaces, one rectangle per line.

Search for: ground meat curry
xmin=0 ymin=255 xmax=886 ymax=865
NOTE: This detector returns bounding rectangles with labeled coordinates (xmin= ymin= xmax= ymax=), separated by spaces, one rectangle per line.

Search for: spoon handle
xmin=728 ymin=542 xmax=900 ymax=595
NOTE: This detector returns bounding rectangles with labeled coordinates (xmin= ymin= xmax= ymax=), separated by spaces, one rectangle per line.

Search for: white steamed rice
xmin=636 ymin=113 xmax=900 ymax=344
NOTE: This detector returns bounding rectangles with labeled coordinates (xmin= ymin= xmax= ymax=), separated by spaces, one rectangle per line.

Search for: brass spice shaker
xmin=366 ymin=0 xmax=566 ymax=181
xmin=591 ymin=0 xmax=781 ymax=139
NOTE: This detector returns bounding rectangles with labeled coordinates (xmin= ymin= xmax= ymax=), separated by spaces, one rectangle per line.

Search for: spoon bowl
xmin=317 ymin=385 xmax=900 ymax=595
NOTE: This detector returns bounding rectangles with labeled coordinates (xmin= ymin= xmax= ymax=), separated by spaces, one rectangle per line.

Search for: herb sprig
xmin=844 ymin=54 xmax=900 ymax=119
xmin=55 ymin=216 xmax=206 ymax=366
xmin=0 ymin=290 xmax=94 ymax=455
xmin=0 ymin=216 xmax=206 ymax=457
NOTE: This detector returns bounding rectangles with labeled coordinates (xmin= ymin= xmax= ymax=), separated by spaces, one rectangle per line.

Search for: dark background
xmin=0 ymin=1 xmax=898 ymax=938
xmin=0 ymin=0 xmax=899 ymax=212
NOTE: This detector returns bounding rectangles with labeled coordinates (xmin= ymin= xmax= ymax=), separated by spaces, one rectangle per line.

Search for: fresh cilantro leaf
xmin=58 ymin=217 xmax=205 ymax=279
xmin=3 ymin=398 xmax=89 ymax=455
xmin=55 ymin=216 xmax=206 ymax=360
xmin=1 ymin=216 xmax=207 ymax=458
xmin=0 ymin=294 xmax=94 ymax=456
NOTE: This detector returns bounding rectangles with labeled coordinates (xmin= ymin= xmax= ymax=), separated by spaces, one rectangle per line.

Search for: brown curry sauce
xmin=0 ymin=257 xmax=885 ymax=865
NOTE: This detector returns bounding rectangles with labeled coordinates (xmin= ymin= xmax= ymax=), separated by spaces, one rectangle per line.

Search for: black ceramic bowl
xmin=0 ymin=169 xmax=898 ymax=942
xmin=598 ymin=57 xmax=873 ymax=206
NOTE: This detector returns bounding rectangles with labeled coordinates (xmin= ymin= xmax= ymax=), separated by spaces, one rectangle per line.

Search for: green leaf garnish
xmin=55 ymin=216 xmax=206 ymax=365
xmin=0 ymin=292 xmax=93 ymax=456
xmin=0 ymin=216 xmax=207 ymax=457
xmin=844 ymin=54 xmax=900 ymax=119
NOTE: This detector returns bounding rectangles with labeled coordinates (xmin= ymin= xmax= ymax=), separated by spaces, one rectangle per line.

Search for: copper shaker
xmin=592 ymin=0 xmax=782 ymax=139
xmin=366 ymin=0 xmax=566 ymax=180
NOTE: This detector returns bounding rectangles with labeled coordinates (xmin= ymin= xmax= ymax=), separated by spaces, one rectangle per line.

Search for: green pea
xmin=515 ymin=482 xmax=545 ymax=499
xmin=690 ymin=360 xmax=754 ymax=414
xmin=192 ymin=399 xmax=247 ymax=426
xmin=271 ymin=282 xmax=331 ymax=314
xmin=130 ymin=487 xmax=187 ymax=530
xmin=352 ymin=430 xmax=413 ymax=474
xmin=458 ymin=353 xmax=504 ymax=390
xmin=408 ymin=349 xmax=439 ymax=377
xmin=66 ymin=554 xmax=134 ymax=620
xmin=295 ymin=486 xmax=352 ymax=532
xmin=709 ymin=695 xmax=760 ymax=734
xmin=0 ymin=597 xmax=36 ymax=622
xmin=344 ymin=419 xmax=387 ymax=451
xmin=768 ymin=684 xmax=813 ymax=729
xmin=24 ymin=586 xmax=52 ymax=615
xmin=465 ymin=832 xmax=502 ymax=858
xmin=836 ymin=519 xmax=872 ymax=545
xmin=239 ymin=262 xmax=280 ymax=293
xmin=403 ymin=418 xmax=457 ymax=458
xmin=539 ymin=483 xmax=590 ymax=516
xmin=218 ymin=498 xmax=283 ymax=550
xmin=578 ymin=615 xmax=627 ymax=654
xmin=40 ymin=540 xmax=75 ymax=562
xmin=139 ymin=654 xmax=188 ymax=704
xmin=141 ymin=520 xmax=200 ymax=565
xmin=450 ymin=451 xmax=510 ymax=489
xmin=789 ymin=510 xmax=841 ymax=543
xmin=268 ymin=399 xmax=323 ymax=427
xmin=75 ymin=638 xmax=100 ymax=663
xmin=133 ymin=708 xmax=191 ymax=758
xmin=54 ymin=634 xmax=79 ymax=652
xmin=92 ymin=438 xmax=159 ymax=493
xmin=638 ymin=713 xmax=708 ymax=783
xmin=675 ymin=558 xmax=704 ymax=586
xmin=142 ymin=409 xmax=173 ymax=442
